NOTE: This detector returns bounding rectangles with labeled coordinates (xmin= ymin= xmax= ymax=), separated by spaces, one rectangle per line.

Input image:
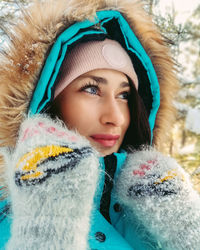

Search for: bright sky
xmin=157 ymin=0 xmax=199 ymax=24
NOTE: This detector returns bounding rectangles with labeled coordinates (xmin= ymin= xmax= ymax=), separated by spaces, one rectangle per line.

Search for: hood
xmin=0 ymin=0 xmax=178 ymax=156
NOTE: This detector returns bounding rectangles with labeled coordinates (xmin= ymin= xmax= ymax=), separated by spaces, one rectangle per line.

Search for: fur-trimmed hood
xmin=0 ymin=0 xmax=178 ymax=173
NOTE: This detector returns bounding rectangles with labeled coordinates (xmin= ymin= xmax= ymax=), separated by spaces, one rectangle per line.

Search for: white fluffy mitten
xmin=4 ymin=115 xmax=99 ymax=250
xmin=115 ymin=147 xmax=200 ymax=250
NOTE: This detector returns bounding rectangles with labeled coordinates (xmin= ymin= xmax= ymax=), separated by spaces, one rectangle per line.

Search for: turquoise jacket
xmin=1 ymin=7 xmax=161 ymax=250
xmin=1 ymin=2 xmax=200 ymax=249
xmin=0 ymin=151 xmax=159 ymax=250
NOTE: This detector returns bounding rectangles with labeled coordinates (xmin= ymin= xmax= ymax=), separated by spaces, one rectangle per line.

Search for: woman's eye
xmin=80 ymin=83 xmax=99 ymax=96
xmin=84 ymin=86 xmax=98 ymax=95
xmin=118 ymin=91 xmax=130 ymax=100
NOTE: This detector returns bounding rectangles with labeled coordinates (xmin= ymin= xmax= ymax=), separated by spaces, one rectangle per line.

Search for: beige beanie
xmin=54 ymin=39 xmax=138 ymax=98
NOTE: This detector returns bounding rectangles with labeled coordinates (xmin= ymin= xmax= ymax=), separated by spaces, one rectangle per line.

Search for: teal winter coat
xmin=1 ymin=1 xmax=200 ymax=249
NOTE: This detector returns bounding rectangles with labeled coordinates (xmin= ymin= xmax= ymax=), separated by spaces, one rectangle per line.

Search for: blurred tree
xmin=143 ymin=0 xmax=186 ymax=43
xmin=175 ymin=5 xmax=200 ymax=190
xmin=144 ymin=0 xmax=200 ymax=191
xmin=184 ymin=6 xmax=200 ymax=79
xmin=0 ymin=0 xmax=28 ymax=46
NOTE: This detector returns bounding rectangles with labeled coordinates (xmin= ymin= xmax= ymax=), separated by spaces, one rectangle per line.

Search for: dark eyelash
xmin=120 ymin=91 xmax=130 ymax=99
xmin=80 ymin=81 xmax=99 ymax=91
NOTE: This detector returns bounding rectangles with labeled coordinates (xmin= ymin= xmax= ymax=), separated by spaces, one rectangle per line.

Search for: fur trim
xmin=0 ymin=0 xmax=178 ymax=177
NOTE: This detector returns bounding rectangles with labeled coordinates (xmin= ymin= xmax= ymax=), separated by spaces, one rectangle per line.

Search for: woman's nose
xmin=100 ymin=98 xmax=126 ymax=127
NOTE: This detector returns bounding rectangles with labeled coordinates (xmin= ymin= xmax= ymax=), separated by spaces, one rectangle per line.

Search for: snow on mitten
xmin=115 ymin=147 xmax=200 ymax=250
xmin=4 ymin=115 xmax=99 ymax=250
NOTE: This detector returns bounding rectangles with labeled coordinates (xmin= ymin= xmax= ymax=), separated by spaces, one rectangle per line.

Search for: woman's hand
xmin=115 ymin=147 xmax=200 ymax=250
xmin=4 ymin=115 xmax=99 ymax=250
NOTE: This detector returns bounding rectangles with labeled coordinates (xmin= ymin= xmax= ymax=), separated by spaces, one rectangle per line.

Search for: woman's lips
xmin=90 ymin=134 xmax=120 ymax=147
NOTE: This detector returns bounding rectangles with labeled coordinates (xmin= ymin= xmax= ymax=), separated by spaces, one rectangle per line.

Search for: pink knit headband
xmin=54 ymin=39 xmax=138 ymax=98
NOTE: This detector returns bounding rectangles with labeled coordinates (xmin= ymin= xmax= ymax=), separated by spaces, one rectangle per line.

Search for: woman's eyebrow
xmin=120 ymin=82 xmax=130 ymax=88
xmin=83 ymin=75 xmax=130 ymax=87
xmin=85 ymin=75 xmax=107 ymax=84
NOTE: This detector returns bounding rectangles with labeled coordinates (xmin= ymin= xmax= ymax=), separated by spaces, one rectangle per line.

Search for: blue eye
xmin=80 ymin=83 xmax=99 ymax=95
xmin=118 ymin=91 xmax=130 ymax=100
xmin=85 ymin=86 xmax=98 ymax=95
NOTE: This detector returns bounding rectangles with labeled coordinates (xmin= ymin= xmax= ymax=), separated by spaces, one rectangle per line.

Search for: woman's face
xmin=55 ymin=69 xmax=131 ymax=156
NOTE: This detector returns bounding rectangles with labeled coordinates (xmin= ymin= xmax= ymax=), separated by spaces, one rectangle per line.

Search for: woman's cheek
xmin=64 ymin=98 xmax=98 ymax=135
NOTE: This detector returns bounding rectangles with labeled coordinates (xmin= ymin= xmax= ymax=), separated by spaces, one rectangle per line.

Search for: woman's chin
xmin=89 ymin=140 xmax=119 ymax=157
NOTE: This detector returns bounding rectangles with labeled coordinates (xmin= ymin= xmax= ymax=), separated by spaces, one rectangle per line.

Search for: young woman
xmin=0 ymin=0 xmax=200 ymax=249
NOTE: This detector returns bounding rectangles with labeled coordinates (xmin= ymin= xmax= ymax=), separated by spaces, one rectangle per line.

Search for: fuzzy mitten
xmin=3 ymin=115 xmax=99 ymax=250
xmin=115 ymin=147 xmax=200 ymax=250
